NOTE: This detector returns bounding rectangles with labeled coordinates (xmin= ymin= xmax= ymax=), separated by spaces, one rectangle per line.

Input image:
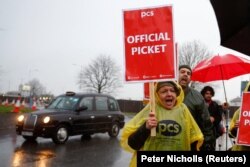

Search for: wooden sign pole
xmin=149 ymin=82 xmax=156 ymax=136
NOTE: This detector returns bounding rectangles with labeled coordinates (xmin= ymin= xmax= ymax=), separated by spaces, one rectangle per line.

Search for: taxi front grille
xmin=23 ymin=115 xmax=37 ymax=130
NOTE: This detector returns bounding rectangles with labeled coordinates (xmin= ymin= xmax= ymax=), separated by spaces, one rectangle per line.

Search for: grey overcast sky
xmin=0 ymin=0 xmax=249 ymax=102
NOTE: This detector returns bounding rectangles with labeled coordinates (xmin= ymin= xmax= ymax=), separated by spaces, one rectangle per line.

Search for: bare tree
xmin=178 ymin=40 xmax=215 ymax=90
xmin=23 ymin=78 xmax=46 ymax=97
xmin=77 ymin=55 xmax=122 ymax=95
xmin=178 ymin=40 xmax=213 ymax=69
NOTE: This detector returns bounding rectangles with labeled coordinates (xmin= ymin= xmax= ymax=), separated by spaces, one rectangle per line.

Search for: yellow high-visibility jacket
xmin=120 ymin=81 xmax=204 ymax=167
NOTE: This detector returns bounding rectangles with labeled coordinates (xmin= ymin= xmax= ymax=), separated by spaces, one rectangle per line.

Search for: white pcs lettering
xmin=141 ymin=11 xmax=154 ymax=18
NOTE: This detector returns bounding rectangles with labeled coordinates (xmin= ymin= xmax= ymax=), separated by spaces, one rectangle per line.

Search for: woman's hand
xmin=222 ymin=102 xmax=229 ymax=110
xmin=146 ymin=112 xmax=158 ymax=129
xmin=210 ymin=116 xmax=215 ymax=123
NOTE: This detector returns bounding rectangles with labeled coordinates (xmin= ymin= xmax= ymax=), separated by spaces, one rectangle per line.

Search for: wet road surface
xmin=0 ymin=123 xmax=132 ymax=167
xmin=0 ymin=116 xmax=234 ymax=167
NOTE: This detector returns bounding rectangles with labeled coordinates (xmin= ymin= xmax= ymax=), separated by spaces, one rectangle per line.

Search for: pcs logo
xmin=141 ymin=11 xmax=154 ymax=18
xmin=157 ymin=120 xmax=182 ymax=136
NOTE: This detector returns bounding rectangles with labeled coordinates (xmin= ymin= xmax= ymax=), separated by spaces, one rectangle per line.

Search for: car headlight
xmin=17 ymin=115 xmax=25 ymax=122
xmin=43 ymin=116 xmax=50 ymax=124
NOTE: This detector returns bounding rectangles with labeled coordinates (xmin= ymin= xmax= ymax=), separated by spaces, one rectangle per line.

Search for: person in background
xmin=120 ymin=81 xmax=203 ymax=167
xmin=229 ymin=81 xmax=250 ymax=151
xmin=178 ymin=65 xmax=215 ymax=151
xmin=201 ymin=86 xmax=224 ymax=150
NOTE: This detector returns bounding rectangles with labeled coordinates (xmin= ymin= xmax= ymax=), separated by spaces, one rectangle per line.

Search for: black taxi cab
xmin=16 ymin=92 xmax=125 ymax=144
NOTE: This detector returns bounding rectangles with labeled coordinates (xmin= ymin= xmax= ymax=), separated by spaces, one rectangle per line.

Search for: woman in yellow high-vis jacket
xmin=120 ymin=81 xmax=204 ymax=167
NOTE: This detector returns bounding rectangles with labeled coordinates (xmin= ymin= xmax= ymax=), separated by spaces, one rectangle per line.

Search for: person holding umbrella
xmin=178 ymin=65 xmax=215 ymax=151
xmin=191 ymin=53 xmax=250 ymax=150
xmin=120 ymin=81 xmax=204 ymax=166
xmin=229 ymin=81 xmax=250 ymax=151
xmin=200 ymin=85 xmax=225 ymax=150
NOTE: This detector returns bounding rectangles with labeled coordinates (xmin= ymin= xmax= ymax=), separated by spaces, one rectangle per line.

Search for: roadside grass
xmin=0 ymin=105 xmax=33 ymax=113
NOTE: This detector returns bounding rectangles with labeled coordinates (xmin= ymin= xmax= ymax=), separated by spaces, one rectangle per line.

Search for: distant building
xmin=18 ymin=84 xmax=31 ymax=97
xmin=230 ymin=96 xmax=241 ymax=106
xmin=5 ymin=91 xmax=21 ymax=97
xmin=241 ymin=81 xmax=248 ymax=96
xmin=0 ymin=91 xmax=26 ymax=104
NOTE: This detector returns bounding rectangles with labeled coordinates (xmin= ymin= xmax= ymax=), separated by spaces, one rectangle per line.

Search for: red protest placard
xmin=236 ymin=92 xmax=250 ymax=146
xmin=123 ymin=5 xmax=176 ymax=82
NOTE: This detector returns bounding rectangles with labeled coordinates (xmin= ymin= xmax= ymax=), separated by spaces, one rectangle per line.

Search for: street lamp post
xmin=72 ymin=64 xmax=83 ymax=70
xmin=28 ymin=69 xmax=39 ymax=80
xmin=27 ymin=68 xmax=39 ymax=107
xmin=72 ymin=64 xmax=84 ymax=91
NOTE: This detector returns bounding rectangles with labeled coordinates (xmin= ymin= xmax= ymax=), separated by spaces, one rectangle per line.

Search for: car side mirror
xmin=76 ymin=106 xmax=88 ymax=112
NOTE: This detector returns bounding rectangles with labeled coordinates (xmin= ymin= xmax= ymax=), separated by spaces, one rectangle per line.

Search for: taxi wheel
xmin=52 ymin=125 xmax=69 ymax=144
xmin=108 ymin=122 xmax=120 ymax=137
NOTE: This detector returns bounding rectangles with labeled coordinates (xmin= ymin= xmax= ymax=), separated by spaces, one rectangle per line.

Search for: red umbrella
xmin=192 ymin=54 xmax=250 ymax=102
xmin=192 ymin=53 xmax=250 ymax=150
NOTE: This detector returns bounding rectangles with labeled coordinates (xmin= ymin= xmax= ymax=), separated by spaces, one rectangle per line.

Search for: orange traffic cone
xmin=5 ymin=99 xmax=9 ymax=106
xmin=21 ymin=99 xmax=27 ymax=108
xmin=11 ymin=99 xmax=15 ymax=106
xmin=32 ymin=101 xmax=37 ymax=111
xmin=4 ymin=99 xmax=9 ymax=106
xmin=13 ymin=98 xmax=21 ymax=113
